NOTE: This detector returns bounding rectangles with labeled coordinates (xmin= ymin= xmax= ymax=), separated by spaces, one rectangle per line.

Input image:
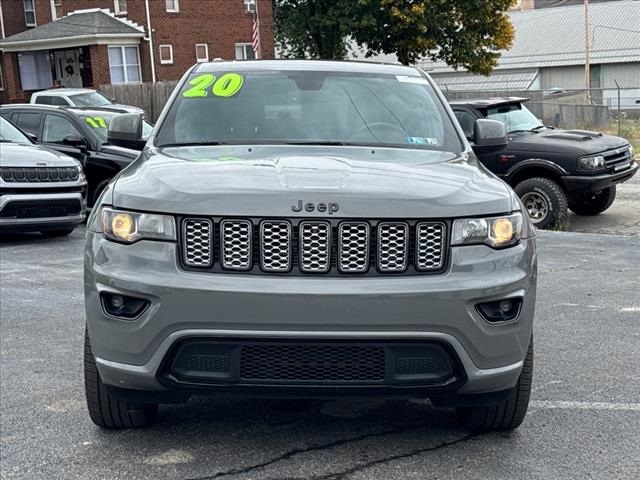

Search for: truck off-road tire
xmin=457 ymin=338 xmax=533 ymax=432
xmin=569 ymin=186 xmax=616 ymax=216
xmin=84 ymin=329 xmax=158 ymax=428
xmin=514 ymin=177 xmax=568 ymax=230
xmin=40 ymin=228 xmax=75 ymax=238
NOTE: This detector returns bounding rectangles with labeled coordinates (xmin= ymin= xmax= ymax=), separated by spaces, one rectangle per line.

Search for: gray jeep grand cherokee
xmin=84 ymin=61 xmax=537 ymax=431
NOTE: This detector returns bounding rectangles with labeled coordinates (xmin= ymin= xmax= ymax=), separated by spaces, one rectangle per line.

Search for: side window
xmin=41 ymin=114 xmax=81 ymax=143
xmin=50 ymin=96 xmax=70 ymax=106
xmin=454 ymin=110 xmax=476 ymax=140
xmin=13 ymin=112 xmax=41 ymax=136
xmin=34 ymin=95 xmax=51 ymax=105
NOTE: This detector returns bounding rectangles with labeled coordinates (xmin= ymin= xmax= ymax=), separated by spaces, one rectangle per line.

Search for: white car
xmin=30 ymin=88 xmax=144 ymax=116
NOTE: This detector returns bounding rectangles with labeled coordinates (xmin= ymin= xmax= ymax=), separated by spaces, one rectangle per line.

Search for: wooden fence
xmin=99 ymin=81 xmax=178 ymax=122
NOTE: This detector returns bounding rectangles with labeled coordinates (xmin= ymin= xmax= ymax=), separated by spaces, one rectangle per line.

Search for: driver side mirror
xmin=63 ymin=134 xmax=87 ymax=150
xmin=471 ymin=119 xmax=508 ymax=154
xmin=107 ymin=113 xmax=146 ymax=150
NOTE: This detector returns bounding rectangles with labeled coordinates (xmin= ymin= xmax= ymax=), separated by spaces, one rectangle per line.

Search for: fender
xmin=503 ymin=158 xmax=568 ymax=182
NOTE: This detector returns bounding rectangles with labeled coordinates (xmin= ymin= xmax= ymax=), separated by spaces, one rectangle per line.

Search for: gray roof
xmin=0 ymin=9 xmax=144 ymax=45
xmin=421 ymin=0 xmax=640 ymax=73
xmin=433 ymin=70 xmax=539 ymax=91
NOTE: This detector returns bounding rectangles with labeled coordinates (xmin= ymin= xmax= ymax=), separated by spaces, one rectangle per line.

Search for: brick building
xmin=0 ymin=0 xmax=275 ymax=103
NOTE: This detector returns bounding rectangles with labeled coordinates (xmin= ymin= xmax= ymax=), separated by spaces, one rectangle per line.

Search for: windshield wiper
xmin=158 ymin=141 xmax=228 ymax=147
xmin=277 ymin=140 xmax=352 ymax=146
xmin=531 ymin=125 xmax=546 ymax=132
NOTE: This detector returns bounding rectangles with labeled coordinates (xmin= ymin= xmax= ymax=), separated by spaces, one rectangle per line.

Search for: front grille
xmin=0 ymin=167 xmax=79 ymax=183
xmin=183 ymin=218 xmax=213 ymax=267
xmin=221 ymin=220 xmax=252 ymax=270
xmin=181 ymin=218 xmax=447 ymax=276
xmin=299 ymin=221 xmax=331 ymax=273
xmin=240 ymin=344 xmax=386 ymax=383
xmin=0 ymin=199 xmax=81 ymax=219
xmin=602 ymin=146 xmax=632 ymax=168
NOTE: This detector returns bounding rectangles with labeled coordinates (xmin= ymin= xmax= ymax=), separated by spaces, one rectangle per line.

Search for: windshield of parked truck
xmin=486 ymin=104 xmax=544 ymax=133
xmin=70 ymin=91 xmax=113 ymax=107
xmin=0 ymin=116 xmax=32 ymax=144
xmin=156 ymin=69 xmax=463 ymax=152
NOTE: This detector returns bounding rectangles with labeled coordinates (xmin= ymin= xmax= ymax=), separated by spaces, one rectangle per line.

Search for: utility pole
xmin=584 ymin=0 xmax=591 ymax=103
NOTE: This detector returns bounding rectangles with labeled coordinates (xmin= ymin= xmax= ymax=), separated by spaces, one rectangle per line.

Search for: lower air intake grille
xmin=240 ymin=344 xmax=386 ymax=383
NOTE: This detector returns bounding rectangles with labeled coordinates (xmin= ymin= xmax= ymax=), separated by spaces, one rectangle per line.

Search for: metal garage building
xmin=421 ymin=1 xmax=640 ymax=109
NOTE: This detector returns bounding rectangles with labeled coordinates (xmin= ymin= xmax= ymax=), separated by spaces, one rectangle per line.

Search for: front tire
xmin=84 ymin=329 xmax=158 ymax=428
xmin=514 ymin=177 xmax=569 ymax=230
xmin=457 ymin=338 xmax=533 ymax=432
xmin=569 ymin=186 xmax=616 ymax=216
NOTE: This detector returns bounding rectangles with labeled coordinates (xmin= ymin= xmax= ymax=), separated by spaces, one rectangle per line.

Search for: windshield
xmin=70 ymin=92 xmax=113 ymax=107
xmin=156 ymin=69 xmax=462 ymax=152
xmin=486 ymin=104 xmax=543 ymax=133
xmin=80 ymin=113 xmax=153 ymax=142
xmin=0 ymin=116 xmax=31 ymax=144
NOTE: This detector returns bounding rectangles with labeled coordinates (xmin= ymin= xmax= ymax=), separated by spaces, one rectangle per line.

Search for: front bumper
xmin=562 ymin=161 xmax=638 ymax=193
xmin=0 ymin=192 xmax=86 ymax=232
xmin=85 ymin=232 xmax=536 ymax=398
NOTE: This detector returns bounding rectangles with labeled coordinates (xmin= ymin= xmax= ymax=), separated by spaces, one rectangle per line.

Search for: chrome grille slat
xmin=183 ymin=218 xmax=213 ymax=267
xmin=300 ymin=221 xmax=331 ymax=273
xmin=261 ymin=221 xmax=292 ymax=272
xmin=221 ymin=220 xmax=252 ymax=270
xmin=602 ymin=147 xmax=631 ymax=166
xmin=338 ymin=222 xmax=370 ymax=273
xmin=416 ymin=222 xmax=445 ymax=271
xmin=377 ymin=222 xmax=409 ymax=272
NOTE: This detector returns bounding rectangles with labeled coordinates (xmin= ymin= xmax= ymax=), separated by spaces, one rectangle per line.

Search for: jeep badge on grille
xmin=291 ymin=200 xmax=340 ymax=214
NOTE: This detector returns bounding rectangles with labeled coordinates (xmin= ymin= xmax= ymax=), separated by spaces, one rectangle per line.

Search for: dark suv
xmin=0 ymin=104 xmax=151 ymax=206
xmin=450 ymin=98 xmax=637 ymax=229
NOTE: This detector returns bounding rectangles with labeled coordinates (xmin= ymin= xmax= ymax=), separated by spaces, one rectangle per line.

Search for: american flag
xmin=251 ymin=11 xmax=260 ymax=59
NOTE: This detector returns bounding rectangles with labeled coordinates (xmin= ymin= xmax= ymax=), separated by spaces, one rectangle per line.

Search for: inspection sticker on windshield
xmin=396 ymin=75 xmax=430 ymax=85
xmin=407 ymin=136 xmax=438 ymax=145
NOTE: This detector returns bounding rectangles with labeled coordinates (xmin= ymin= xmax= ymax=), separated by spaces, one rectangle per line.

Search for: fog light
xmin=476 ymin=298 xmax=522 ymax=323
xmin=101 ymin=292 xmax=149 ymax=320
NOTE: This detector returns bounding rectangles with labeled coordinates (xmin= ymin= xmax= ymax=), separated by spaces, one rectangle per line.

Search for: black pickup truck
xmin=450 ymin=97 xmax=637 ymax=229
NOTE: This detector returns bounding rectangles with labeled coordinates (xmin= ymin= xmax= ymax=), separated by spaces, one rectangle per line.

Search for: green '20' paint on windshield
xmin=182 ymin=73 xmax=244 ymax=98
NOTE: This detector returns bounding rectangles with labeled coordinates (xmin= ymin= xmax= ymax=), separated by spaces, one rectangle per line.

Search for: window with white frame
xmin=166 ymin=0 xmax=179 ymax=12
xmin=159 ymin=45 xmax=173 ymax=64
xmin=114 ymin=0 xmax=127 ymax=15
xmin=108 ymin=46 xmax=141 ymax=84
xmin=234 ymin=43 xmax=255 ymax=60
xmin=24 ymin=0 xmax=36 ymax=26
xmin=244 ymin=0 xmax=256 ymax=13
xmin=195 ymin=44 xmax=209 ymax=63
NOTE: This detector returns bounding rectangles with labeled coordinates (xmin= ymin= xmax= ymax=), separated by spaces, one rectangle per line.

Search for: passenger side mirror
xmin=472 ymin=119 xmax=508 ymax=154
xmin=107 ymin=113 xmax=146 ymax=150
xmin=63 ymin=134 xmax=87 ymax=150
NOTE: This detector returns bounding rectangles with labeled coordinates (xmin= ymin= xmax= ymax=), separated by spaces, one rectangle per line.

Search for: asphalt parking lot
xmin=1 ymin=221 xmax=639 ymax=480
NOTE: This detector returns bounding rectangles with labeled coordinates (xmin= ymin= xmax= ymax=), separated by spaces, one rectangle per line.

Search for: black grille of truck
xmin=180 ymin=217 xmax=447 ymax=276
xmin=0 ymin=167 xmax=79 ymax=183
xmin=602 ymin=146 xmax=632 ymax=169
xmin=0 ymin=199 xmax=82 ymax=219
xmin=239 ymin=344 xmax=386 ymax=383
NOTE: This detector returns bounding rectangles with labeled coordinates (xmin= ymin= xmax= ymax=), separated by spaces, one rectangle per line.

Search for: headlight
xmin=630 ymin=146 xmax=635 ymax=159
xmin=101 ymin=207 xmax=176 ymax=243
xmin=578 ymin=155 xmax=605 ymax=170
xmin=451 ymin=212 xmax=523 ymax=249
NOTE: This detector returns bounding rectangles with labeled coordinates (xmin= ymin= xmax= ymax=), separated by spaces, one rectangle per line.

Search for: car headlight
xmin=451 ymin=212 xmax=523 ymax=249
xmin=101 ymin=207 xmax=176 ymax=243
xmin=630 ymin=146 xmax=635 ymax=159
xmin=578 ymin=155 xmax=605 ymax=170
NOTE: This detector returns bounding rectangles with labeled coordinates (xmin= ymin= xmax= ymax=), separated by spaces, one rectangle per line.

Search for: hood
xmin=109 ymin=104 xmax=144 ymax=115
xmin=112 ymin=146 xmax=514 ymax=218
xmin=508 ymin=128 xmax=629 ymax=155
xmin=0 ymin=142 xmax=79 ymax=167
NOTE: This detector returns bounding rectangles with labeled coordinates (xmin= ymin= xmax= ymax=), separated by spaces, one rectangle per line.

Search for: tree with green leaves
xmin=273 ymin=0 xmax=515 ymax=75
xmin=273 ymin=0 xmax=362 ymax=59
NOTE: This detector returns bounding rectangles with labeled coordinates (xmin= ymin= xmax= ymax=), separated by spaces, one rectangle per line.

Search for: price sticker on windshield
xmin=182 ymin=73 xmax=244 ymax=98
